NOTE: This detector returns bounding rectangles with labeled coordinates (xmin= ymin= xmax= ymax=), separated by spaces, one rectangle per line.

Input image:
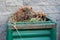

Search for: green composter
xmin=6 ymin=17 xmax=56 ymax=40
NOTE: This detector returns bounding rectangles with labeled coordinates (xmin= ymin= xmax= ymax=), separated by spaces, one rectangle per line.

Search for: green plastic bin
xmin=6 ymin=17 xmax=56 ymax=40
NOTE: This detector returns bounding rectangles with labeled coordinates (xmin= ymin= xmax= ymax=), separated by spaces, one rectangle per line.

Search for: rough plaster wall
xmin=0 ymin=0 xmax=60 ymax=40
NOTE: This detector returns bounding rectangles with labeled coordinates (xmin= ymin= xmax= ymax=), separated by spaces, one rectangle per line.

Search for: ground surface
xmin=0 ymin=0 xmax=60 ymax=40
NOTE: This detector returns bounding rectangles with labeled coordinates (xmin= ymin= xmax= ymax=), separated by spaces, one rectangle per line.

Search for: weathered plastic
xmin=6 ymin=17 xmax=56 ymax=40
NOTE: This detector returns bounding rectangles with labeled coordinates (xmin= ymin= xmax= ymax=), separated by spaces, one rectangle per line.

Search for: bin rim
xmin=8 ymin=16 xmax=57 ymax=26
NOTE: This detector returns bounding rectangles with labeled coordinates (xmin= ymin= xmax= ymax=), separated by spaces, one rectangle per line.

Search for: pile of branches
xmin=12 ymin=6 xmax=46 ymax=22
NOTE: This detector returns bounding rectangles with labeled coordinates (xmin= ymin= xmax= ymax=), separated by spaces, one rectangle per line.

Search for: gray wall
xmin=0 ymin=0 xmax=60 ymax=40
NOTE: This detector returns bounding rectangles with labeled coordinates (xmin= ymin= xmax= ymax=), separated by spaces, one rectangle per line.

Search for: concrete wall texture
xmin=0 ymin=0 xmax=60 ymax=40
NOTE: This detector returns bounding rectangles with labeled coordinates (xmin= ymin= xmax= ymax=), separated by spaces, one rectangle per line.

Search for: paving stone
xmin=0 ymin=0 xmax=60 ymax=40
